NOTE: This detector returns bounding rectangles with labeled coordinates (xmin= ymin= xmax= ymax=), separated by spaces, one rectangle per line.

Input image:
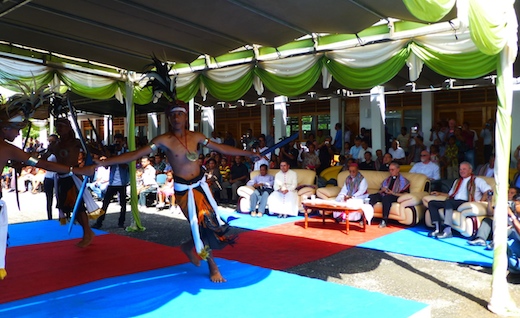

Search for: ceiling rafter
xmin=226 ymin=0 xmax=312 ymax=36
xmin=0 ymin=0 xmax=32 ymax=18
xmin=0 ymin=20 xmax=150 ymax=64
xmin=26 ymin=2 xmax=203 ymax=56
xmin=346 ymin=0 xmax=389 ymax=21
xmin=114 ymin=0 xmax=247 ymax=49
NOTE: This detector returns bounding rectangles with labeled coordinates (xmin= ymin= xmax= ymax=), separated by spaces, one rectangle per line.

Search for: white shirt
xmin=389 ymin=147 xmax=406 ymax=160
xmin=44 ymin=154 xmax=57 ymax=179
xmin=357 ymin=147 xmax=373 ymax=162
xmin=410 ymin=161 xmax=441 ymax=180
xmin=448 ymin=176 xmax=491 ymax=201
xmin=253 ymin=146 xmax=271 ymax=170
xmin=142 ymin=165 xmax=157 ymax=187
xmin=480 ymin=128 xmax=492 ymax=145
xmin=210 ymin=137 xmax=222 ymax=144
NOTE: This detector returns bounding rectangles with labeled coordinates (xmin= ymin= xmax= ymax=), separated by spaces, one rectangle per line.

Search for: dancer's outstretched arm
xmin=95 ymin=143 xmax=155 ymax=166
xmin=3 ymin=140 xmax=95 ymax=176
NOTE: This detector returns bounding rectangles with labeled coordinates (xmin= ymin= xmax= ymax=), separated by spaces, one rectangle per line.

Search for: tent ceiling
xmin=0 ymin=0 xmax=457 ymax=71
xmin=0 ymin=0 xmax=515 ymax=112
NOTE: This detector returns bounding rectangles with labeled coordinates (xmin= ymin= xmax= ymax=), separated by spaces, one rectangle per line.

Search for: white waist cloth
xmin=174 ymin=177 xmax=224 ymax=255
xmin=71 ymin=174 xmax=101 ymax=213
xmin=0 ymin=200 xmax=7 ymax=273
xmin=267 ymin=190 xmax=299 ymax=216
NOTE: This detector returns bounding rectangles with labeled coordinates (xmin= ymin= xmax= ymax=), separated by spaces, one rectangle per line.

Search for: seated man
xmin=358 ymin=151 xmax=376 ymax=170
xmin=87 ymin=164 xmax=110 ymax=200
xmin=246 ymin=164 xmax=274 ymax=217
xmin=428 ymin=161 xmax=491 ymax=239
xmin=506 ymin=195 xmax=520 ymax=273
xmin=410 ymin=150 xmax=440 ymax=181
xmin=267 ymin=160 xmax=298 ymax=218
xmin=388 ymin=140 xmax=406 ymax=165
xmin=476 ymin=154 xmax=495 ymax=178
xmin=377 ymin=153 xmax=393 ymax=172
xmin=137 ymin=156 xmax=158 ymax=208
xmin=368 ymin=162 xmax=410 ymax=228
xmin=220 ymin=156 xmax=249 ymax=206
xmin=333 ymin=163 xmax=374 ymax=224
xmin=468 ymin=187 xmax=518 ymax=248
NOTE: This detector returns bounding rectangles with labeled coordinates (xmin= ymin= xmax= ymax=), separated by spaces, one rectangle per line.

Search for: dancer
xmin=96 ymin=101 xmax=258 ymax=283
xmin=0 ymin=107 xmax=93 ymax=279
xmin=48 ymin=118 xmax=103 ymax=248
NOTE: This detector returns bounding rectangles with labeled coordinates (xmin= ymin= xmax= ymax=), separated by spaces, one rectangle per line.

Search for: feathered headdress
xmin=0 ymin=82 xmax=53 ymax=129
xmin=142 ymin=56 xmax=178 ymax=104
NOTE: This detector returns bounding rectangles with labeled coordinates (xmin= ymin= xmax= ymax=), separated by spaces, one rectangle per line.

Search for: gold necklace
xmin=173 ymin=131 xmax=198 ymax=161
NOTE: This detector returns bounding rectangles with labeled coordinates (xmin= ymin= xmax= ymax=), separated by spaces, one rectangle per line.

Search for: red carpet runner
xmin=215 ymin=217 xmax=401 ymax=269
xmin=0 ymin=234 xmax=186 ymax=304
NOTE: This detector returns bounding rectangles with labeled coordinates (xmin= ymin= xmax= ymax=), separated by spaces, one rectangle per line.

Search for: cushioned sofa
xmin=236 ymin=169 xmax=316 ymax=213
xmin=422 ymin=176 xmax=495 ymax=237
xmin=316 ymin=170 xmax=430 ymax=226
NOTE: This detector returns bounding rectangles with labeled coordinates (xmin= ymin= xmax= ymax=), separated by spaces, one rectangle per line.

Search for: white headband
xmin=170 ymin=106 xmax=187 ymax=113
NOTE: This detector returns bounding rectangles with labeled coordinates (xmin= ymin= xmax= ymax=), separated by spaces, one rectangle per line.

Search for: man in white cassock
xmin=332 ymin=163 xmax=374 ymax=225
xmin=267 ymin=160 xmax=299 ymax=218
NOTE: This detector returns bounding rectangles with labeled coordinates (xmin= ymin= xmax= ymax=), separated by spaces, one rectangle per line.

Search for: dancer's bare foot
xmin=209 ymin=270 xmax=226 ymax=283
xmin=76 ymin=230 xmax=95 ymax=248
xmin=208 ymin=257 xmax=226 ymax=283
xmin=181 ymin=243 xmax=200 ymax=267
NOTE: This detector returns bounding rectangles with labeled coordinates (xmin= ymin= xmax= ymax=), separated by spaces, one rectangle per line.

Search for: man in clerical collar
xmin=368 ymin=162 xmax=410 ymax=228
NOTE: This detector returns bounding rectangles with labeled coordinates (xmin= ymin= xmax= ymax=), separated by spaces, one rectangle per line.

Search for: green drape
xmin=468 ymin=0 xmax=508 ymax=56
xmin=325 ymin=47 xmax=409 ymax=90
xmin=255 ymin=59 xmax=323 ymax=96
xmin=201 ymin=71 xmax=254 ymax=101
xmin=402 ymin=0 xmax=456 ymax=22
xmin=58 ymin=74 xmax=121 ymax=100
xmin=411 ymin=43 xmax=498 ymax=78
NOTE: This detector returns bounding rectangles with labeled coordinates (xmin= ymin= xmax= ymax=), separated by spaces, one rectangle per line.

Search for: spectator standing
xmin=461 ymin=122 xmax=478 ymax=168
xmin=252 ymin=136 xmax=270 ymax=171
xmin=280 ymin=139 xmax=299 ymax=169
xmin=210 ymin=131 xmax=222 ymax=144
xmin=301 ymin=143 xmax=320 ymax=171
xmin=349 ymin=137 xmax=363 ymax=161
xmin=332 ymin=123 xmax=343 ymax=150
xmin=480 ymin=120 xmax=494 ymax=164
xmin=396 ymin=127 xmax=410 ymax=155
xmin=316 ymin=136 xmax=334 ymax=175
xmin=93 ymin=133 xmax=130 ymax=229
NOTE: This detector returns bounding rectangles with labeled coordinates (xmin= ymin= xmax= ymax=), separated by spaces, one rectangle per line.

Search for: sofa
xmin=236 ymin=169 xmax=316 ymax=213
xmin=316 ymin=170 xmax=430 ymax=226
xmin=422 ymin=176 xmax=495 ymax=237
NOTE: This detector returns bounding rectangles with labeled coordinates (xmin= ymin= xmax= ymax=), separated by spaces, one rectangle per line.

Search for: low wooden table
xmin=301 ymin=199 xmax=366 ymax=234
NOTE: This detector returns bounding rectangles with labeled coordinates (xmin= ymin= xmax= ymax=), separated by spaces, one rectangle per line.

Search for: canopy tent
xmin=0 ymin=0 xmax=517 ymax=109
xmin=0 ymin=1 xmax=519 ymax=314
